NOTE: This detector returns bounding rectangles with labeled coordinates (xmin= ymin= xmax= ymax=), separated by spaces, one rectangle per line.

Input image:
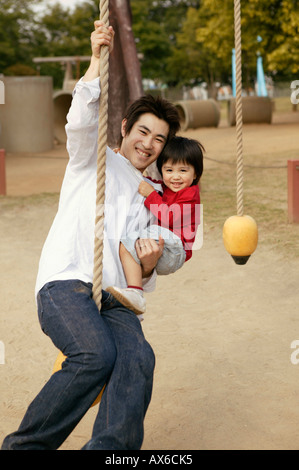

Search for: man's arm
xmin=137 ymin=181 xmax=165 ymax=278
xmin=65 ymin=21 xmax=114 ymax=170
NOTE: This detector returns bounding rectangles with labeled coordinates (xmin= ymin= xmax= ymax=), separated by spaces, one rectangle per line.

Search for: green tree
xmin=34 ymin=1 xmax=97 ymax=88
xmin=166 ymin=0 xmax=298 ymax=89
xmin=39 ymin=1 xmax=97 ymax=57
xmin=166 ymin=3 xmax=233 ymax=89
xmin=1 ymin=0 xmax=298 ymax=90
xmin=240 ymin=0 xmax=288 ymax=85
xmin=166 ymin=8 xmax=205 ymax=85
xmin=0 ymin=0 xmax=39 ymax=71
xmin=130 ymin=0 xmax=201 ymax=83
xmin=267 ymin=0 xmax=299 ymax=75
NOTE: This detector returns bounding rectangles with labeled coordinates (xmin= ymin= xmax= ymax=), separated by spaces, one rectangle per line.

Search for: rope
xmin=92 ymin=0 xmax=110 ymax=309
xmin=234 ymin=0 xmax=244 ymax=216
xmin=204 ymin=156 xmax=287 ymax=169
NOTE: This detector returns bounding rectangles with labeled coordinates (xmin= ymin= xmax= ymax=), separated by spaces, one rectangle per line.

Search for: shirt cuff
xmin=142 ymin=269 xmax=157 ymax=293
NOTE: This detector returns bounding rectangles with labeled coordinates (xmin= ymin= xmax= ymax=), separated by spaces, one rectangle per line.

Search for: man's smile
xmin=136 ymin=147 xmax=151 ymax=159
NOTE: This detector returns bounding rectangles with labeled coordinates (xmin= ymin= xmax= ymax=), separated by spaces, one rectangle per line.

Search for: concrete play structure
xmin=33 ymin=56 xmax=91 ymax=144
xmin=177 ymin=45 xmax=272 ymax=131
xmin=0 ymin=57 xmax=91 ymax=153
xmin=0 ymin=76 xmax=54 ymax=153
xmin=174 ymin=99 xmax=220 ymax=131
xmin=227 ymin=95 xmax=272 ymax=126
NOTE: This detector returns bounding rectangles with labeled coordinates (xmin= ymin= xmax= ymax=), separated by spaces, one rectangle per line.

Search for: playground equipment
xmin=176 ymin=38 xmax=272 ymax=131
xmin=229 ymin=38 xmax=273 ymax=126
xmin=256 ymin=57 xmax=267 ymax=97
xmin=223 ymin=215 xmax=258 ymax=264
xmin=174 ymin=99 xmax=220 ymax=130
xmin=228 ymin=96 xmax=272 ymax=126
xmin=223 ymin=0 xmax=258 ymax=264
xmin=0 ymin=76 xmax=54 ymax=153
xmin=33 ymin=56 xmax=91 ymax=144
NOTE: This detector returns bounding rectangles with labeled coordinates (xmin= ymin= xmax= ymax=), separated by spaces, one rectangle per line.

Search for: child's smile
xmin=161 ymin=161 xmax=196 ymax=192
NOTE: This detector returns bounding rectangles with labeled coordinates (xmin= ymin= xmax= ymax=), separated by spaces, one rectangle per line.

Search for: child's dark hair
xmin=119 ymin=94 xmax=181 ymax=146
xmin=156 ymin=136 xmax=204 ymax=185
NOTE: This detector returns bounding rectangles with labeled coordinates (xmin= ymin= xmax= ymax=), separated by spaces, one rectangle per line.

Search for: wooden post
xmin=288 ymin=160 xmax=299 ymax=223
xmin=107 ymin=0 xmax=144 ymax=147
xmin=0 ymin=149 xmax=6 ymax=196
xmin=113 ymin=0 xmax=143 ymax=103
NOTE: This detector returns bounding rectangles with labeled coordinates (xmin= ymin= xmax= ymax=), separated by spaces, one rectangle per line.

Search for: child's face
xmin=161 ymin=160 xmax=196 ymax=192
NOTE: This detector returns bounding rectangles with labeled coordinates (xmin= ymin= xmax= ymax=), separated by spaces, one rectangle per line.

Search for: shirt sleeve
xmin=65 ymin=78 xmax=101 ymax=170
xmin=142 ymin=269 xmax=157 ymax=293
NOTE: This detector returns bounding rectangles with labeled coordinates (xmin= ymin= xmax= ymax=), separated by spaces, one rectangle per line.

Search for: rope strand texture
xmin=92 ymin=0 xmax=110 ymax=309
xmin=234 ymin=0 xmax=244 ymax=216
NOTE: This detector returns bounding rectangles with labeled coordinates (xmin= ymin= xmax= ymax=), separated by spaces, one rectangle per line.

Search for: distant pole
xmin=256 ymin=35 xmax=267 ymax=97
xmin=256 ymin=55 xmax=268 ymax=97
xmin=232 ymin=48 xmax=236 ymax=97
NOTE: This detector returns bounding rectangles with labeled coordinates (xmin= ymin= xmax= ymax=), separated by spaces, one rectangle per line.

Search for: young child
xmin=106 ymin=136 xmax=204 ymax=315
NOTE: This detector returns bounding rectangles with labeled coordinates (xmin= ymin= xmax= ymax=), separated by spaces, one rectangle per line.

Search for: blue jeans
xmin=1 ymin=280 xmax=155 ymax=450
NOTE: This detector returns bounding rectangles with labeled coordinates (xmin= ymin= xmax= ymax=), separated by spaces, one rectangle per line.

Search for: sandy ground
xmin=1 ymin=108 xmax=299 ymax=450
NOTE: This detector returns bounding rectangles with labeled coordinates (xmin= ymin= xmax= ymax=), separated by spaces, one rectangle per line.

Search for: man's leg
xmin=1 ymin=280 xmax=116 ymax=450
xmin=82 ymin=295 xmax=155 ymax=450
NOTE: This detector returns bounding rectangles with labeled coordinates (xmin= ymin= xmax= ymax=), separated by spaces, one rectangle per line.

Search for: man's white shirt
xmin=35 ymin=78 xmax=160 ymax=305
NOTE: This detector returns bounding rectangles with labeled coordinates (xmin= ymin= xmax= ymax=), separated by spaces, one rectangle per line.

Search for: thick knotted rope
xmin=92 ymin=0 xmax=110 ymax=308
xmin=234 ymin=0 xmax=244 ymax=217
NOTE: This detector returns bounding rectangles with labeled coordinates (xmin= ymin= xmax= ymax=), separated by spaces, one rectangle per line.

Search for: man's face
xmin=120 ymin=113 xmax=169 ymax=172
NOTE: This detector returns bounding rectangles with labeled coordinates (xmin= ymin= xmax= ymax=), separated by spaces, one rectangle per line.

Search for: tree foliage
xmin=0 ymin=0 xmax=40 ymax=71
xmin=165 ymin=0 xmax=299 ymax=87
xmin=0 ymin=0 xmax=298 ymax=89
xmin=267 ymin=0 xmax=299 ymax=74
xmin=130 ymin=0 xmax=200 ymax=82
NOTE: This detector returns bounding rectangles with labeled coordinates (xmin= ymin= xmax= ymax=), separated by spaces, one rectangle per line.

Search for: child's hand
xmin=138 ymin=181 xmax=155 ymax=198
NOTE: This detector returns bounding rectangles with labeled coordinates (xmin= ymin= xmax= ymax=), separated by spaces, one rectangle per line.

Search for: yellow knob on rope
xmin=223 ymin=215 xmax=258 ymax=265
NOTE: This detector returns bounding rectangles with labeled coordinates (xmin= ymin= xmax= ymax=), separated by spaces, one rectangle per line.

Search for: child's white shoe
xmin=106 ymin=286 xmax=146 ymax=316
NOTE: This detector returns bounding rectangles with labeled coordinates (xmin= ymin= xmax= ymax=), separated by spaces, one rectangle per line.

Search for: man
xmin=1 ymin=21 xmax=180 ymax=450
